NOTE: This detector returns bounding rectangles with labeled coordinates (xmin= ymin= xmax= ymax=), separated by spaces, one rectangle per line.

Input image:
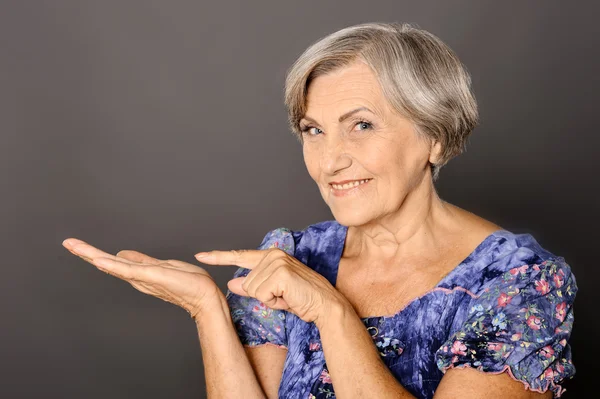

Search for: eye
xmin=354 ymin=120 xmax=373 ymax=131
xmin=300 ymin=125 xmax=324 ymax=136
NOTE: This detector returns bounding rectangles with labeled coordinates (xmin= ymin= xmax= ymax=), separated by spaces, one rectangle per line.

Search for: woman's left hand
xmin=195 ymin=248 xmax=347 ymax=325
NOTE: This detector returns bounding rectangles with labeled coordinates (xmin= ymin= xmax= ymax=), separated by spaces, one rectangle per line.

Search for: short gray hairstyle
xmin=284 ymin=22 xmax=479 ymax=181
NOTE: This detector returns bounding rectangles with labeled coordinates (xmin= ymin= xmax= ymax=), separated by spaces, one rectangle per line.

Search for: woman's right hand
xmin=62 ymin=238 xmax=225 ymax=320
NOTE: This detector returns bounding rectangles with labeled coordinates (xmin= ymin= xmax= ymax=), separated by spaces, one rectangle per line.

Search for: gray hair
xmin=284 ymin=22 xmax=479 ymax=181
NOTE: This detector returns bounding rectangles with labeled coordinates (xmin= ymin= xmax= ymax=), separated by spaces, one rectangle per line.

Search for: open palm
xmin=63 ymin=238 xmax=223 ymax=319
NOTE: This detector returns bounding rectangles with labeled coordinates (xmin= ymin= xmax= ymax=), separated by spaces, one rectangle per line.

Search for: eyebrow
xmin=301 ymin=106 xmax=375 ymax=125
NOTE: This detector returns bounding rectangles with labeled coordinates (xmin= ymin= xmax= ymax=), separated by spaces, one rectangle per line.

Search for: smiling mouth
xmin=329 ymin=178 xmax=372 ymax=191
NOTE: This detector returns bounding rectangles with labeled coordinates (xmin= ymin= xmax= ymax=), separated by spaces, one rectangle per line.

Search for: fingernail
xmin=195 ymin=252 xmax=209 ymax=258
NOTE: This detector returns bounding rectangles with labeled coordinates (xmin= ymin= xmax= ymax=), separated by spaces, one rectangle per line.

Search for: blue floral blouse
xmin=226 ymin=220 xmax=577 ymax=398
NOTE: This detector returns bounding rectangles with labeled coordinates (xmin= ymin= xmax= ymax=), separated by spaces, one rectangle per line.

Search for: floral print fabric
xmin=228 ymin=228 xmax=293 ymax=349
xmin=435 ymin=258 xmax=576 ymax=396
xmin=226 ymin=221 xmax=577 ymax=398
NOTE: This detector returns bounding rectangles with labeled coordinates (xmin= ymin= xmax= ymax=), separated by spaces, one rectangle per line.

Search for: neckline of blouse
xmin=328 ymin=222 xmax=511 ymax=321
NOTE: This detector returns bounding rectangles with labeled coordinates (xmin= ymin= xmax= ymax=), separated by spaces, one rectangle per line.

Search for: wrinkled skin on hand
xmin=62 ymin=238 xmax=224 ymax=319
xmin=195 ymin=248 xmax=347 ymax=325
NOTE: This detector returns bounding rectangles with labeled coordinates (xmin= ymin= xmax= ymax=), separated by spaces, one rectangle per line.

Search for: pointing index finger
xmin=194 ymin=249 xmax=267 ymax=269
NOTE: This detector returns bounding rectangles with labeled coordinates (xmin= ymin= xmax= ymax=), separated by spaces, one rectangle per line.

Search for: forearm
xmin=316 ymin=302 xmax=416 ymax=399
xmin=195 ymin=293 xmax=265 ymax=399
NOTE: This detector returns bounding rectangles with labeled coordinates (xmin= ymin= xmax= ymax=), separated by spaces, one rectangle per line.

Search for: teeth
xmin=331 ymin=179 xmax=370 ymax=190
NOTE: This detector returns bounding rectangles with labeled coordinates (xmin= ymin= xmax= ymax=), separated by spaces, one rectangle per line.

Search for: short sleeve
xmin=226 ymin=228 xmax=295 ymax=348
xmin=435 ymin=257 xmax=577 ymax=397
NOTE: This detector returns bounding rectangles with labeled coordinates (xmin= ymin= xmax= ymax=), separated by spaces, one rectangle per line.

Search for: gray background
xmin=2 ymin=1 xmax=597 ymax=397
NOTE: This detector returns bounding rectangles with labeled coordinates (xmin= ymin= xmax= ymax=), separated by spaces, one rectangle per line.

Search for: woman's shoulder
xmin=485 ymin=229 xmax=573 ymax=278
xmin=442 ymin=228 xmax=577 ymax=296
xmin=435 ymin=230 xmax=578 ymax=397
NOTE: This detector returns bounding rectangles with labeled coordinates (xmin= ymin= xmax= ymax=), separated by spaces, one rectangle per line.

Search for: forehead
xmin=305 ymin=61 xmax=388 ymax=116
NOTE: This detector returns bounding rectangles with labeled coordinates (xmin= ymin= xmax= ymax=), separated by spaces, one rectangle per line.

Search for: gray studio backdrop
xmin=2 ymin=1 xmax=597 ymax=398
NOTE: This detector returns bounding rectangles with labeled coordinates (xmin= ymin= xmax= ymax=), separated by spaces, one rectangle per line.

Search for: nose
xmin=320 ymin=134 xmax=351 ymax=175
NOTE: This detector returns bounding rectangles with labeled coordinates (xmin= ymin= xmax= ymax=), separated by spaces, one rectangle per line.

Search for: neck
xmin=344 ymin=175 xmax=456 ymax=262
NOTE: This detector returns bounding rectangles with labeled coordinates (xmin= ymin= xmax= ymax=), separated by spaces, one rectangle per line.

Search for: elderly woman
xmin=62 ymin=22 xmax=576 ymax=398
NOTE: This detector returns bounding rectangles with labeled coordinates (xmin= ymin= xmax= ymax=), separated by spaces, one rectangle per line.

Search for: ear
xmin=429 ymin=140 xmax=443 ymax=165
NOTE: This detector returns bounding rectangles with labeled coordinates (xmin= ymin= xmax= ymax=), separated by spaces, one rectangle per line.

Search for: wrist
xmin=314 ymin=294 xmax=356 ymax=331
xmin=193 ymin=290 xmax=229 ymax=327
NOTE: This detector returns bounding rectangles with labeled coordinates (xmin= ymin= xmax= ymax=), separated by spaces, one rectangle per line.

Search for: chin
xmin=329 ymin=206 xmax=375 ymax=227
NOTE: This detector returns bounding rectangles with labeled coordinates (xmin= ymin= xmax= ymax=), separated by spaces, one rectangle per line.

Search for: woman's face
xmin=301 ymin=61 xmax=438 ymax=227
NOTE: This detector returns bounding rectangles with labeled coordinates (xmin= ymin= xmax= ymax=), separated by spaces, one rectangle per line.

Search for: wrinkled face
xmin=300 ymin=61 xmax=438 ymax=226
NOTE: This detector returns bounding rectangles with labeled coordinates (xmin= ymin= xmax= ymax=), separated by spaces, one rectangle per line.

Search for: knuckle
xmin=263 ymin=248 xmax=285 ymax=264
xmin=241 ymin=273 xmax=253 ymax=291
xmin=255 ymin=290 xmax=273 ymax=305
xmin=270 ymin=248 xmax=286 ymax=258
xmin=275 ymin=264 xmax=292 ymax=278
xmin=254 ymin=290 xmax=265 ymax=302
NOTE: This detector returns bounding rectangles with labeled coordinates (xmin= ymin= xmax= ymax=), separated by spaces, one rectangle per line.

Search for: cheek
xmin=302 ymin=145 xmax=321 ymax=182
xmin=386 ymin=142 xmax=430 ymax=187
xmin=366 ymin=142 xmax=419 ymax=187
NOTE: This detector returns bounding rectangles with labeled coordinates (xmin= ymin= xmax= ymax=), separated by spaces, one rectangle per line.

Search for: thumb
xmin=227 ymin=277 xmax=248 ymax=296
xmin=227 ymin=278 xmax=290 ymax=310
